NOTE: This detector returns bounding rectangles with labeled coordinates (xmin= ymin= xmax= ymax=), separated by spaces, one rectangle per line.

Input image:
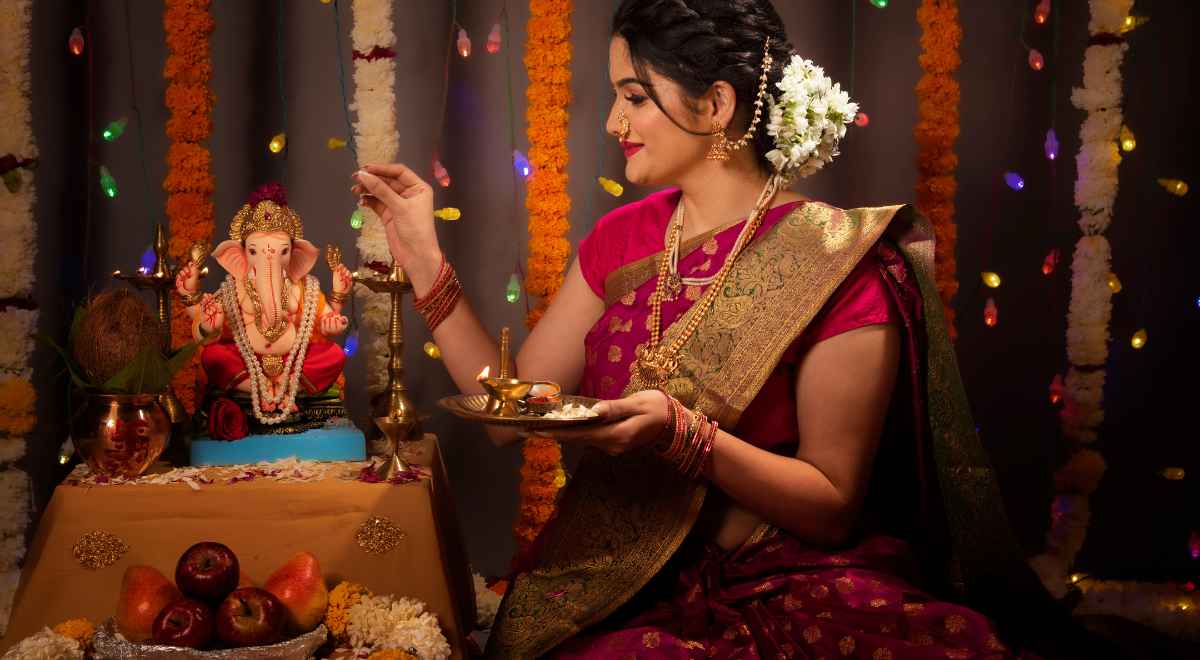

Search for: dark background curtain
xmin=24 ymin=0 xmax=1198 ymax=582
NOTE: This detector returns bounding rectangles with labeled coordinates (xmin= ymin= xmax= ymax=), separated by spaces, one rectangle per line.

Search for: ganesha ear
xmin=288 ymin=239 xmax=319 ymax=282
xmin=213 ymin=240 xmax=247 ymax=278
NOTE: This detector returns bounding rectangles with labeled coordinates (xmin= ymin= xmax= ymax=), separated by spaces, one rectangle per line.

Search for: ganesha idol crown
xmin=228 ymin=182 xmax=304 ymax=242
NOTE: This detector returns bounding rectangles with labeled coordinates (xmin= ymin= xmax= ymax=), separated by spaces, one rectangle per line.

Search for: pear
xmin=262 ymin=552 xmax=328 ymax=633
xmin=116 ymin=565 xmax=182 ymax=642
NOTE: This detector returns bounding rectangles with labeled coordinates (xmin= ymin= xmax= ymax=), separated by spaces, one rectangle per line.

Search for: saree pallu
xmin=486 ymin=199 xmax=1042 ymax=659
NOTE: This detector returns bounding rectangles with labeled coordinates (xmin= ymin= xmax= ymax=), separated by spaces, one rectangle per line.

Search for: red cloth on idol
xmin=200 ymin=338 xmax=344 ymax=395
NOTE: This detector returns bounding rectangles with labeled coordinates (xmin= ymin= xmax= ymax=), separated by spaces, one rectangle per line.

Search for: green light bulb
xmin=102 ymin=117 xmax=127 ymax=142
xmin=99 ymin=166 xmax=118 ymax=198
xmin=869 ymin=0 xmax=888 ymax=8
xmin=350 ymin=209 xmax=364 ymax=230
xmin=505 ymin=273 xmax=521 ymax=304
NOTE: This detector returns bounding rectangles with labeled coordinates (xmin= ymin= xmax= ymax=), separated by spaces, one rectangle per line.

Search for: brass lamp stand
xmin=353 ymin=260 xmax=420 ymax=480
xmin=112 ymin=224 xmax=204 ymax=426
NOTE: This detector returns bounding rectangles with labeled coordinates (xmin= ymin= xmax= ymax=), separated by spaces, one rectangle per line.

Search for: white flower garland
xmin=350 ymin=0 xmax=399 ymax=393
xmin=472 ymin=572 xmax=500 ymax=630
xmin=345 ymin=593 xmax=451 ymax=660
xmin=765 ymin=56 xmax=858 ymax=181
xmin=0 ymin=627 xmax=83 ymax=660
xmin=1032 ymin=0 xmax=1133 ymax=601
xmin=220 ymin=275 xmax=319 ymax=425
xmin=0 ymin=0 xmax=35 ymax=637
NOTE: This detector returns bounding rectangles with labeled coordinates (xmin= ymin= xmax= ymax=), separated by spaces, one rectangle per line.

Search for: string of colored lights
xmin=274 ymin=0 xmax=289 ymax=181
xmin=501 ymin=3 xmax=529 ymax=311
xmin=331 ymin=0 xmax=359 ymax=161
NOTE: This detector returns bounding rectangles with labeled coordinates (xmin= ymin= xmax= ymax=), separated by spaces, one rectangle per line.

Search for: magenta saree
xmin=486 ymin=191 xmax=1050 ymax=659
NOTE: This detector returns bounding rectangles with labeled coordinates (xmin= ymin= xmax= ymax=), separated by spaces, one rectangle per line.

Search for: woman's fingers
xmin=363 ymin=162 xmax=427 ymax=189
xmin=358 ymin=195 xmax=389 ymax=222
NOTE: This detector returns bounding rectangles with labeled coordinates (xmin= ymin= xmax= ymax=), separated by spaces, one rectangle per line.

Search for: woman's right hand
xmin=351 ymin=164 xmax=442 ymax=292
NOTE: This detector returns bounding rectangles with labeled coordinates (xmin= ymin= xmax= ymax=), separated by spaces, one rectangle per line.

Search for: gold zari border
xmin=486 ymin=202 xmax=906 ymax=658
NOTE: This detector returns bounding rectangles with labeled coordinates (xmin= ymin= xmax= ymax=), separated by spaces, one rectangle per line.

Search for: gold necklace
xmin=630 ymin=183 xmax=777 ymax=392
xmin=242 ymin=277 xmax=290 ymax=344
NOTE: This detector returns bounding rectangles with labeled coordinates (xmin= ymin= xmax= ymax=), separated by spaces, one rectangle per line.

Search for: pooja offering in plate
xmin=438 ymin=328 xmax=605 ymax=429
xmin=437 ymin=392 xmax=604 ymax=430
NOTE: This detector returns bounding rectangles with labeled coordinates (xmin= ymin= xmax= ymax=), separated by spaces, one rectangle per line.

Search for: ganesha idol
xmin=174 ymin=184 xmax=365 ymax=464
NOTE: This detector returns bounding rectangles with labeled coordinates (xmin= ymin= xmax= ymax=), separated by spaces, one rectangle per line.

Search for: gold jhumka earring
xmin=617 ymin=109 xmax=631 ymax=141
xmin=706 ymin=122 xmax=731 ymax=161
xmin=705 ymin=37 xmax=774 ymax=163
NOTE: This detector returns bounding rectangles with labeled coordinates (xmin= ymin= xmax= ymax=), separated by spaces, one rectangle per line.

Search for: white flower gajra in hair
xmin=765 ymin=56 xmax=859 ymax=181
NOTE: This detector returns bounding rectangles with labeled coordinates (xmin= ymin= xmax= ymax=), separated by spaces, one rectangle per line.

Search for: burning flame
xmin=477 ymin=366 xmax=490 ymax=381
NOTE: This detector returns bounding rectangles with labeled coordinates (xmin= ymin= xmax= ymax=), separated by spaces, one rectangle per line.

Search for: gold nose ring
xmin=617 ymin=109 xmax=631 ymax=140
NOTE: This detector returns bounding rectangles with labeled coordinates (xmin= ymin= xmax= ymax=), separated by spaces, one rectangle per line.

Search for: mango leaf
xmin=35 ymin=333 xmax=93 ymax=390
xmin=102 ymin=345 xmax=173 ymax=394
xmin=165 ymin=341 xmax=200 ymax=377
xmin=68 ymin=306 xmax=84 ymax=345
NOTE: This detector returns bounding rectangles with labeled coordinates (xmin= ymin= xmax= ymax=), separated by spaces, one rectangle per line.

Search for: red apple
xmin=215 ymin=587 xmax=286 ymax=647
xmin=175 ymin=541 xmax=239 ymax=603
xmin=116 ymin=565 xmax=182 ymax=643
xmin=151 ymin=598 xmax=215 ymax=649
xmin=263 ymin=552 xmax=329 ymax=633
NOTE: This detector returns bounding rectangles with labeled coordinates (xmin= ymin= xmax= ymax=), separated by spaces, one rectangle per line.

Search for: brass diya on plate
xmin=438 ymin=327 xmax=604 ymax=430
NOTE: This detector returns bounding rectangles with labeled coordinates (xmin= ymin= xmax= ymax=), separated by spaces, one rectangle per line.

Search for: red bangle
xmin=413 ymin=256 xmax=452 ymax=310
xmin=413 ymin=258 xmax=462 ymax=332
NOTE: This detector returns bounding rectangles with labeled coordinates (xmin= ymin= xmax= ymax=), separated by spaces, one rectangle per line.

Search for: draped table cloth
xmin=0 ymin=435 xmax=474 ymax=658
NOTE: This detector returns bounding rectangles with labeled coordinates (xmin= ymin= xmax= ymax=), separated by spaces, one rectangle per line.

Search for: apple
xmin=263 ymin=551 xmax=329 ymax=633
xmin=116 ymin=565 xmax=182 ymax=643
xmin=215 ymin=587 xmax=286 ymax=647
xmin=175 ymin=541 xmax=239 ymax=603
xmin=151 ymin=598 xmax=214 ymax=649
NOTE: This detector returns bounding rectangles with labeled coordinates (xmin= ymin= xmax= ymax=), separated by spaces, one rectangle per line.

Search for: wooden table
xmin=0 ymin=435 xmax=474 ymax=658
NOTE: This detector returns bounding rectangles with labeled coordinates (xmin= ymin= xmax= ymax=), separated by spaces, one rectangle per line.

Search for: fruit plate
xmin=91 ymin=619 xmax=328 ymax=659
xmin=437 ymin=393 xmax=606 ymax=430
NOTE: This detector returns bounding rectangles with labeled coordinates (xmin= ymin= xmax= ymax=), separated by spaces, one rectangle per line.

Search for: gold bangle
xmin=328 ymin=290 xmax=349 ymax=305
xmin=179 ymin=290 xmax=204 ymax=307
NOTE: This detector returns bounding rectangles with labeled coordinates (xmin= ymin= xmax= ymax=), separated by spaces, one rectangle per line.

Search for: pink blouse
xmin=577 ymin=189 xmax=901 ymax=452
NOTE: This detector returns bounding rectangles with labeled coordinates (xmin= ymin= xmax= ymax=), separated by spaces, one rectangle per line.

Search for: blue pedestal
xmin=190 ymin=423 xmax=366 ymax=466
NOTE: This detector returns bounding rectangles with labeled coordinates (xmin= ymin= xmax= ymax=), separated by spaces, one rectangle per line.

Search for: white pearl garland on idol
xmin=220 ymin=275 xmax=319 ymax=425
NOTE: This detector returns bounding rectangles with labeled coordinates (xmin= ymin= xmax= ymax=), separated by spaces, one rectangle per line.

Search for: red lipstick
xmin=621 ymin=141 xmax=643 ymax=158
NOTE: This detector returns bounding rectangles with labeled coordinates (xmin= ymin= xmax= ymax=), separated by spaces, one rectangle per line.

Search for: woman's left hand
xmin=552 ymin=390 xmax=670 ymax=455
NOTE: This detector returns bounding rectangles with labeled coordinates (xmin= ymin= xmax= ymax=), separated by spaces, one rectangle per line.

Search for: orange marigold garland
xmin=515 ymin=0 xmax=572 ymax=556
xmin=523 ymin=0 xmax=572 ymax=328
xmin=914 ymin=0 xmax=962 ymax=339
xmin=163 ymin=0 xmax=215 ymax=411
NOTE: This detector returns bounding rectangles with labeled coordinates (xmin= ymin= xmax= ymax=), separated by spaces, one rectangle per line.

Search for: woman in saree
xmin=351 ymin=2 xmax=1116 ymax=657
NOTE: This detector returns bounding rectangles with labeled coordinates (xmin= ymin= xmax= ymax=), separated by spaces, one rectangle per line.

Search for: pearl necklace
xmin=662 ymin=197 xmax=765 ymax=301
xmin=220 ymin=275 xmax=319 ymax=425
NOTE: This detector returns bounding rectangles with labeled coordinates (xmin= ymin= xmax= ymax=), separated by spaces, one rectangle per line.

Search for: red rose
xmin=209 ymin=398 xmax=248 ymax=441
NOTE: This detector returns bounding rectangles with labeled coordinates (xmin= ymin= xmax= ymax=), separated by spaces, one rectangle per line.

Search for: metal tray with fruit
xmin=91 ymin=620 xmax=328 ymax=659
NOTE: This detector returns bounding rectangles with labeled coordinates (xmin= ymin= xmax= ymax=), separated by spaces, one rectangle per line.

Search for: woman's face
xmin=606 ymin=37 xmax=711 ymax=187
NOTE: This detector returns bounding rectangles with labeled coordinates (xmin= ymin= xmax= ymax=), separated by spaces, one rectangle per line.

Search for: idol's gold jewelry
xmin=327 ymin=289 xmax=349 ymax=305
xmin=179 ymin=289 xmax=204 ymax=307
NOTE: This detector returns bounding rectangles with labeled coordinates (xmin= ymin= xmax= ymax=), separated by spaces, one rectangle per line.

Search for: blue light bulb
xmin=139 ymin=246 xmax=155 ymax=273
xmin=513 ymin=149 xmax=532 ymax=179
xmin=1004 ymin=172 xmax=1025 ymax=191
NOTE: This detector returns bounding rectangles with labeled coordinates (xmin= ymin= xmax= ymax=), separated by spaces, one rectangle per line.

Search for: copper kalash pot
xmin=71 ymin=394 xmax=170 ymax=478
